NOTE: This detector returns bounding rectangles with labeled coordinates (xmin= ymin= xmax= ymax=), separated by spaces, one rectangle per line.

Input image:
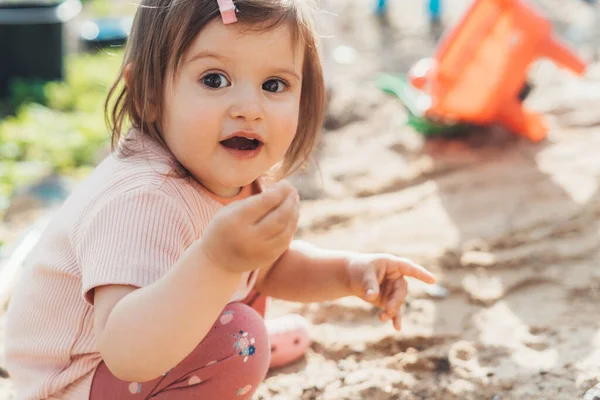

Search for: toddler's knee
xmin=215 ymin=302 xmax=270 ymax=377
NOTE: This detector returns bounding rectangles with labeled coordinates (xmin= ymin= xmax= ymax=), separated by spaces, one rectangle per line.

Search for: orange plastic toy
xmin=408 ymin=0 xmax=587 ymax=141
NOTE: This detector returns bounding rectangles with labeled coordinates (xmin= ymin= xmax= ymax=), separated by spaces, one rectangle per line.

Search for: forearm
xmin=257 ymin=240 xmax=353 ymax=302
xmin=99 ymin=243 xmax=240 ymax=382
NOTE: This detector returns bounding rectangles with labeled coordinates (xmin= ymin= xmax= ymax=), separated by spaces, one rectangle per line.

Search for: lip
xmin=220 ymin=130 xmax=264 ymax=160
xmin=221 ymin=130 xmax=264 ymax=143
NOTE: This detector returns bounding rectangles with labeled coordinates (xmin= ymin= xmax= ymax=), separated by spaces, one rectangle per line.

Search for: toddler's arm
xmin=92 ymin=181 xmax=298 ymax=383
xmin=94 ymin=242 xmax=240 ymax=383
xmin=255 ymin=240 xmax=353 ymax=302
xmin=256 ymin=240 xmax=435 ymax=303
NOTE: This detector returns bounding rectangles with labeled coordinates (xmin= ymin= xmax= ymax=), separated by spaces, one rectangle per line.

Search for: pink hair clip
xmin=217 ymin=0 xmax=237 ymax=24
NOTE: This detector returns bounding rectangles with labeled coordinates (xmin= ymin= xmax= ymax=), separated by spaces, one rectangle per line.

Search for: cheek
xmin=271 ymin=101 xmax=300 ymax=144
xmin=166 ymin=78 xmax=222 ymax=127
xmin=163 ymin=100 xmax=222 ymax=159
xmin=172 ymin=89 xmax=219 ymax=128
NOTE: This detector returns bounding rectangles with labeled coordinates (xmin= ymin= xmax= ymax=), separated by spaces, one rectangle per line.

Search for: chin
xmin=224 ymin=175 xmax=261 ymax=188
xmin=234 ymin=167 xmax=275 ymax=185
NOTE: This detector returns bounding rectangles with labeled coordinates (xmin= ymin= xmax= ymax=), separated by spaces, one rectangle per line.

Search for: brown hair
xmin=105 ymin=0 xmax=325 ymax=178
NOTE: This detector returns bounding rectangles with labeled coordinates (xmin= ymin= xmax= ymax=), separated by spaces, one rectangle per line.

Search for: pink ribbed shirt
xmin=4 ymin=133 xmax=261 ymax=399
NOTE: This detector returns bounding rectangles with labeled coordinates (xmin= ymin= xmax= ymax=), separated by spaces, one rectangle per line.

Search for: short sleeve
xmin=76 ymin=186 xmax=195 ymax=305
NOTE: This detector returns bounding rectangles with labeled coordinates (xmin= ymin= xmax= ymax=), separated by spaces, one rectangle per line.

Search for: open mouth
xmin=220 ymin=136 xmax=263 ymax=151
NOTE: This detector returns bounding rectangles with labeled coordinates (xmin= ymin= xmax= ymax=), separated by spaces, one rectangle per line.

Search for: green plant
xmin=0 ymin=49 xmax=124 ymax=212
xmin=84 ymin=0 xmax=137 ymax=18
xmin=3 ymin=79 xmax=47 ymax=115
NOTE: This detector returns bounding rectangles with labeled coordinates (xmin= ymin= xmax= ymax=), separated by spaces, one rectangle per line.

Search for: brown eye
xmin=262 ymin=79 xmax=287 ymax=93
xmin=202 ymin=73 xmax=230 ymax=89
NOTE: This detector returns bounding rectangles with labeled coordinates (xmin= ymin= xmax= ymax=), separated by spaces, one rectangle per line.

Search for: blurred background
xmin=1 ymin=0 xmax=600 ymax=399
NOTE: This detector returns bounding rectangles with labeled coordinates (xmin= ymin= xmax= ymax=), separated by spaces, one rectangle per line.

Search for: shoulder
xmin=70 ymin=154 xmax=195 ymax=234
xmin=76 ymin=181 xmax=188 ymax=232
xmin=74 ymin=163 xmax=224 ymax=243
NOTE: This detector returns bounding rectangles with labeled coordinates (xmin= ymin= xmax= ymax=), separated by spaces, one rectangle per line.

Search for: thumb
xmin=237 ymin=181 xmax=294 ymax=224
xmin=362 ymin=267 xmax=380 ymax=301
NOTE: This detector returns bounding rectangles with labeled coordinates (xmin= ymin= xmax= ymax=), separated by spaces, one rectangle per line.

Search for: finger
xmin=361 ymin=267 xmax=380 ymax=301
xmin=389 ymin=256 xmax=436 ymax=284
xmin=246 ymin=181 xmax=295 ymax=224
xmin=237 ymin=181 xmax=295 ymax=224
xmin=254 ymin=189 xmax=298 ymax=239
xmin=285 ymin=201 xmax=300 ymax=235
xmin=268 ymin=200 xmax=300 ymax=247
xmin=378 ymin=280 xmax=396 ymax=321
xmin=385 ymin=278 xmax=408 ymax=317
xmin=392 ymin=313 xmax=402 ymax=331
xmin=379 ymin=311 xmax=389 ymax=322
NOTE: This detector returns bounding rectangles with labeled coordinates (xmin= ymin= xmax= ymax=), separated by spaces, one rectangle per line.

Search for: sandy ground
xmin=2 ymin=0 xmax=600 ymax=399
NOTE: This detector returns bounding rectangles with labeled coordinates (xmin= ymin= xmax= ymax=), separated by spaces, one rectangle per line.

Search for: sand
xmin=2 ymin=0 xmax=600 ymax=399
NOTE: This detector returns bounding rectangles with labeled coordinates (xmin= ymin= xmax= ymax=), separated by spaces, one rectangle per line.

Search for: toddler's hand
xmin=346 ymin=254 xmax=436 ymax=331
xmin=199 ymin=181 xmax=300 ymax=274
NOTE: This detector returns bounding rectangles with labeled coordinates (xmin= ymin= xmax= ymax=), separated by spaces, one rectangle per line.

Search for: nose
xmin=229 ymin=85 xmax=265 ymax=122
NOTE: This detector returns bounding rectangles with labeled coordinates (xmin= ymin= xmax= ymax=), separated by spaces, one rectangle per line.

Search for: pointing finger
xmin=389 ymin=257 xmax=436 ymax=284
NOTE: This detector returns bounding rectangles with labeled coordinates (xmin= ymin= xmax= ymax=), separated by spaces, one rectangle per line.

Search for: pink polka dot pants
xmin=90 ymin=301 xmax=269 ymax=399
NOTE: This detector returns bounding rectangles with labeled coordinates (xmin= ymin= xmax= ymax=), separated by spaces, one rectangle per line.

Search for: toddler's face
xmin=161 ymin=19 xmax=303 ymax=197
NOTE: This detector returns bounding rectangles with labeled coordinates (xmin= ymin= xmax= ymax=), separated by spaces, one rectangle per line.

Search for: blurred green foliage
xmin=0 ymin=50 xmax=124 ymax=209
xmin=84 ymin=0 xmax=137 ymax=18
